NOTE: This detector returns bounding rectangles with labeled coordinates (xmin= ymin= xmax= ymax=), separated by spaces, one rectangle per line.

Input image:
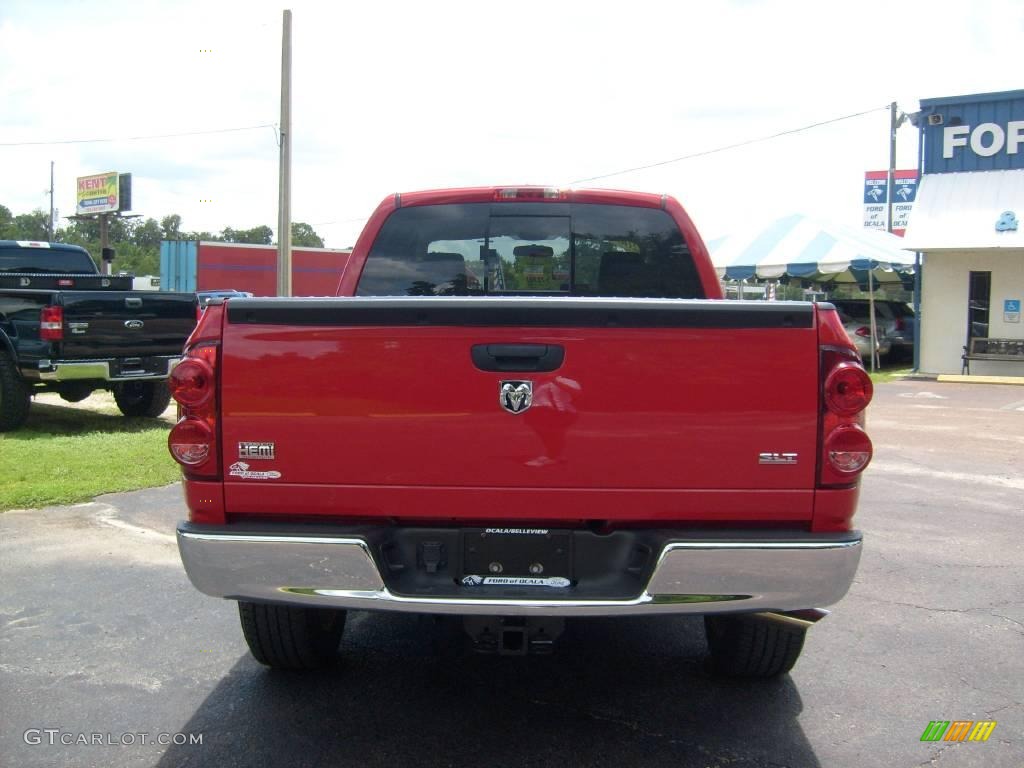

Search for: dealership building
xmin=904 ymin=89 xmax=1024 ymax=377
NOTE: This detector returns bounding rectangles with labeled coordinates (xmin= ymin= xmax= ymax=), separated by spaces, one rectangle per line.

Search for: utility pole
xmin=887 ymin=101 xmax=897 ymax=235
xmin=99 ymin=213 xmax=111 ymax=275
xmin=276 ymin=9 xmax=293 ymax=297
xmin=49 ymin=161 xmax=55 ymax=241
xmin=868 ymin=101 xmax=899 ymax=373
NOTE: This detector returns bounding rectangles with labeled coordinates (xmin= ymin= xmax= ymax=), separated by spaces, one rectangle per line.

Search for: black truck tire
xmin=704 ymin=614 xmax=806 ymax=678
xmin=0 ymin=353 xmax=31 ymax=431
xmin=238 ymin=602 xmax=346 ymax=670
xmin=112 ymin=380 xmax=172 ymax=418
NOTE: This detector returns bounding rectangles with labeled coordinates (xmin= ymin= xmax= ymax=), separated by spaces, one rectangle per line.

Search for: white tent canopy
xmin=705 ymin=213 xmax=918 ymax=283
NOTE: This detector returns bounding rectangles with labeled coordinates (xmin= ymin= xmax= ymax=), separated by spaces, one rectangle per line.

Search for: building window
xmin=967 ymin=271 xmax=991 ymax=341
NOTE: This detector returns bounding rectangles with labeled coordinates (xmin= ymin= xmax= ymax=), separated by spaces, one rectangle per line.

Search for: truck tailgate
xmin=219 ymin=298 xmax=820 ymax=524
xmin=58 ymin=291 xmax=196 ymax=358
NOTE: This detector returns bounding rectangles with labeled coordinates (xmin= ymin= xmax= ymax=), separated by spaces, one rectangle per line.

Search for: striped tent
xmin=705 ymin=213 xmax=917 ymax=283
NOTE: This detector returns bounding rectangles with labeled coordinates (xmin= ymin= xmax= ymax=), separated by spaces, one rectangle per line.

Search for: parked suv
xmin=836 ymin=309 xmax=890 ymax=361
xmin=831 ymin=299 xmax=915 ymax=360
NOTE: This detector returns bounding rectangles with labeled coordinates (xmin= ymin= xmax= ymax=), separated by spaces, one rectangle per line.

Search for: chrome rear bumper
xmin=177 ymin=525 xmax=862 ymax=617
xmin=35 ymin=356 xmax=180 ymax=382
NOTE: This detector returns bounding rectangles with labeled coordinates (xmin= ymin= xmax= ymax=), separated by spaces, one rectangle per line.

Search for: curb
xmin=936 ymin=374 xmax=1024 ymax=386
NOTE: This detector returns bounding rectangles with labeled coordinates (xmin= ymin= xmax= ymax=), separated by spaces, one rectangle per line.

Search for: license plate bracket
xmin=462 ymin=528 xmax=572 ymax=581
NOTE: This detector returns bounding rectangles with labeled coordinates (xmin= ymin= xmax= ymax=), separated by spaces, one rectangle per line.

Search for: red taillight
xmin=854 ymin=326 xmax=871 ymax=338
xmin=894 ymin=317 xmax=905 ymax=331
xmin=168 ymin=418 xmax=214 ymax=465
xmin=824 ymin=362 xmax=873 ymax=416
xmin=40 ymin=306 xmax=64 ymax=341
xmin=169 ymin=358 xmax=214 ymax=407
xmin=179 ymin=342 xmax=218 ymax=370
xmin=169 ymin=342 xmax=220 ymax=479
xmin=817 ymin=307 xmax=873 ymax=493
xmin=818 ymin=362 xmax=874 ymax=489
xmin=824 ymin=424 xmax=873 ymax=475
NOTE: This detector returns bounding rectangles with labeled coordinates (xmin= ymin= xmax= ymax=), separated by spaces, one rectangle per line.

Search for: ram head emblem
xmin=499 ymin=381 xmax=533 ymax=414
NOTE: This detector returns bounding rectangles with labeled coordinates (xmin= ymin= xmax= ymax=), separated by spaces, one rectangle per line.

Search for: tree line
xmin=0 ymin=205 xmax=327 ymax=276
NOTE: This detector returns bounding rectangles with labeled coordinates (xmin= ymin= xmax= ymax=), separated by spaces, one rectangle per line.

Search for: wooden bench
xmin=961 ymin=337 xmax=1024 ymax=374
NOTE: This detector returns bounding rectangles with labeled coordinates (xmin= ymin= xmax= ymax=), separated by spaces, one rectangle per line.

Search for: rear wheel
xmin=238 ymin=602 xmax=346 ymax=670
xmin=112 ymin=380 xmax=171 ymax=418
xmin=0 ymin=353 xmax=31 ymax=431
xmin=704 ymin=614 xmax=806 ymax=678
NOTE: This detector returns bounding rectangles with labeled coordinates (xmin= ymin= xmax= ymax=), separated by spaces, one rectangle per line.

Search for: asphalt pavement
xmin=1 ymin=379 xmax=1022 ymax=767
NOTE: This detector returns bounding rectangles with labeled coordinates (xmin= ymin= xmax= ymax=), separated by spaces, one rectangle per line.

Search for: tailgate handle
xmin=125 ymin=297 xmax=143 ymax=309
xmin=471 ymin=344 xmax=564 ymax=372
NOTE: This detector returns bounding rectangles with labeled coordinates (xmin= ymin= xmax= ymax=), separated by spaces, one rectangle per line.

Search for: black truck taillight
xmin=40 ymin=306 xmax=64 ymax=341
xmin=168 ymin=342 xmax=220 ymax=479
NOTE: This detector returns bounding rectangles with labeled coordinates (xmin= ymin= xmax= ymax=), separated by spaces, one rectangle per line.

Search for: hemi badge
xmin=759 ymin=452 xmax=798 ymax=465
xmin=239 ymin=442 xmax=275 ymax=460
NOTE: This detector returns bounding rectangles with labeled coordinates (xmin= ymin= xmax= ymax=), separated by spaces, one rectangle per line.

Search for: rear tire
xmin=112 ymin=380 xmax=171 ymax=418
xmin=0 ymin=353 xmax=31 ymax=431
xmin=704 ymin=614 xmax=806 ymax=678
xmin=238 ymin=602 xmax=346 ymax=670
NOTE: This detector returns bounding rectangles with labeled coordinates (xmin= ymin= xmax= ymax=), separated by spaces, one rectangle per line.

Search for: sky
xmin=1 ymin=0 xmax=1022 ymax=249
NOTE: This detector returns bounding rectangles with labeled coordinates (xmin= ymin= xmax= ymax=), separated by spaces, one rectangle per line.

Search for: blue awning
xmin=706 ymin=214 xmax=917 ymax=282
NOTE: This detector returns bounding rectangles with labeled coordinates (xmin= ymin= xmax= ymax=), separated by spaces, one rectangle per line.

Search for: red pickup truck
xmin=172 ymin=187 xmax=872 ymax=677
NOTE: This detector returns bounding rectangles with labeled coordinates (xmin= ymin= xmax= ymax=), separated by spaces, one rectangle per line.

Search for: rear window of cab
xmin=0 ymin=246 xmax=97 ymax=274
xmin=356 ymin=202 xmax=704 ymax=299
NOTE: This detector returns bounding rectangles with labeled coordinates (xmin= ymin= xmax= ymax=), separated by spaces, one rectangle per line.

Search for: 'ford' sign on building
xmin=919 ymin=90 xmax=1024 ymax=173
xmin=904 ymin=89 xmax=1024 ymax=379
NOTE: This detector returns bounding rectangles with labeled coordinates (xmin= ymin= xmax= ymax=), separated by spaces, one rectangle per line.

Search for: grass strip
xmin=0 ymin=395 xmax=179 ymax=511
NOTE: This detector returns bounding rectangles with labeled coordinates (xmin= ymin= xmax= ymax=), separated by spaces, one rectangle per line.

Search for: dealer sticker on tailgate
xmin=228 ymin=461 xmax=281 ymax=480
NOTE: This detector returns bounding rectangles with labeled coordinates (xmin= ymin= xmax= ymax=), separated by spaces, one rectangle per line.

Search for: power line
xmin=569 ymin=106 xmax=889 ymax=185
xmin=0 ymin=123 xmax=277 ymax=147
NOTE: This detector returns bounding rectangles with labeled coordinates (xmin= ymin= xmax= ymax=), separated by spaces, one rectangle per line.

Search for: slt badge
xmin=500 ymin=381 xmax=533 ymax=414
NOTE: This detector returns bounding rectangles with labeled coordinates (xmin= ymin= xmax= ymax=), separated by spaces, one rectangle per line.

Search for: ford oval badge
xmin=124 ymin=319 xmax=144 ymax=330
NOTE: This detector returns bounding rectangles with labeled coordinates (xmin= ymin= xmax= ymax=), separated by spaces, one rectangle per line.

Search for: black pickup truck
xmin=0 ymin=240 xmax=197 ymax=431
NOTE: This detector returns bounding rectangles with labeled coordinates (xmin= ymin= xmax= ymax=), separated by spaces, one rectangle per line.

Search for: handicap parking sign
xmin=1005 ymin=299 xmax=1021 ymax=323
